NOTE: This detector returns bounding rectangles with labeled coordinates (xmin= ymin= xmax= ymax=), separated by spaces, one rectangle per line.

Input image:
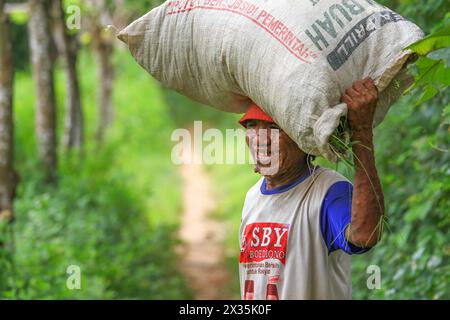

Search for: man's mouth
xmin=255 ymin=143 xmax=271 ymax=154
xmin=249 ymin=143 xmax=279 ymax=166
xmin=256 ymin=154 xmax=272 ymax=165
xmin=257 ymin=148 xmax=271 ymax=156
xmin=256 ymin=147 xmax=278 ymax=166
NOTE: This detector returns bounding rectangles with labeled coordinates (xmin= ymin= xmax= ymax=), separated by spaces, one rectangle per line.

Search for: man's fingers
xmin=344 ymin=78 xmax=379 ymax=108
xmin=353 ymin=80 xmax=366 ymax=93
xmin=363 ymin=80 xmax=379 ymax=101
xmin=341 ymin=94 xmax=353 ymax=105
xmin=363 ymin=78 xmax=378 ymax=91
xmin=345 ymin=87 xmax=360 ymax=98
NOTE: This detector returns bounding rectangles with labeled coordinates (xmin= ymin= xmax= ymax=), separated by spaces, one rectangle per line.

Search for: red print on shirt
xmin=240 ymin=222 xmax=289 ymax=265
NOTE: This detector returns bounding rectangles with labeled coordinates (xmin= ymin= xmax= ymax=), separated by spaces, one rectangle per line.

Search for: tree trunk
xmin=28 ymin=0 xmax=57 ymax=183
xmin=89 ymin=0 xmax=115 ymax=144
xmin=51 ymin=0 xmax=84 ymax=153
xmin=0 ymin=0 xmax=18 ymax=224
xmin=112 ymin=0 xmax=127 ymax=29
xmin=94 ymin=39 xmax=114 ymax=144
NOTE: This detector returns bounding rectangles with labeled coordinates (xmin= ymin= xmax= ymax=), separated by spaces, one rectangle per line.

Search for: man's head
xmin=239 ymin=103 xmax=308 ymax=177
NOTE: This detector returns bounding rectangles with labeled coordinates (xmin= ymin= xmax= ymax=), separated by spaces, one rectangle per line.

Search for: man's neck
xmin=265 ymin=161 xmax=310 ymax=190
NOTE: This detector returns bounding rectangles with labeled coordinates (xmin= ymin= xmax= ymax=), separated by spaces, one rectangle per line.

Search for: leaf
xmin=406 ymin=57 xmax=443 ymax=91
xmin=405 ymin=201 xmax=433 ymax=222
xmin=415 ymin=84 xmax=438 ymax=106
xmin=434 ymin=62 xmax=450 ymax=86
xmin=428 ymin=47 xmax=450 ymax=67
xmin=417 ymin=57 xmax=450 ymax=86
xmin=406 ymin=26 xmax=450 ymax=55
xmin=443 ymin=104 xmax=450 ymax=125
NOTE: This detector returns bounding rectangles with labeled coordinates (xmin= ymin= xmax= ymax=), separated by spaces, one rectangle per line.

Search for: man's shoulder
xmin=245 ymin=177 xmax=264 ymax=199
xmin=241 ymin=178 xmax=264 ymax=218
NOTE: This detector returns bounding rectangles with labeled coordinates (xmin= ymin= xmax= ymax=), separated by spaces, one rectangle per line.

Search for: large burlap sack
xmin=118 ymin=0 xmax=424 ymax=161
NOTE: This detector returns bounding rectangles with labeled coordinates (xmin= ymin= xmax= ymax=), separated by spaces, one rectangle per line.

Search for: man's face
xmin=244 ymin=120 xmax=306 ymax=177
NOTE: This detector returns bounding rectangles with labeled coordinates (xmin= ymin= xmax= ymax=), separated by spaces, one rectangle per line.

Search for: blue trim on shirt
xmin=320 ymin=181 xmax=370 ymax=255
xmin=258 ymin=168 xmax=369 ymax=255
xmin=260 ymin=167 xmax=316 ymax=195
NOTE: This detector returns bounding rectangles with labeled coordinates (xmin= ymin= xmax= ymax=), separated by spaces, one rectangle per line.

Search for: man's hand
xmin=341 ymin=78 xmax=384 ymax=249
xmin=342 ymin=78 xmax=378 ymax=134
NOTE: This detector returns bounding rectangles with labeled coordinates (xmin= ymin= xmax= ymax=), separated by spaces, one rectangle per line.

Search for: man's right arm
xmin=342 ymin=78 xmax=385 ymax=248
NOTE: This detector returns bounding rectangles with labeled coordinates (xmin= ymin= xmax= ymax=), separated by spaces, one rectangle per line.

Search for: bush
xmin=0 ymin=50 xmax=192 ymax=299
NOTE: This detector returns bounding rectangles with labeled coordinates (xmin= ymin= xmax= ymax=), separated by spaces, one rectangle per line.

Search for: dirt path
xmin=178 ymin=143 xmax=232 ymax=300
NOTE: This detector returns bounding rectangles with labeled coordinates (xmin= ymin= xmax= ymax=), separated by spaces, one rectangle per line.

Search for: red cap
xmin=239 ymin=102 xmax=275 ymax=127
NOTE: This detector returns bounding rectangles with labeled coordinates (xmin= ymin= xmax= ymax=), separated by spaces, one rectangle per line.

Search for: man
xmin=238 ymin=78 xmax=384 ymax=300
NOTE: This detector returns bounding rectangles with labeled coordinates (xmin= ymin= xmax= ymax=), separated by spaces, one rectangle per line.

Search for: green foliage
xmin=350 ymin=91 xmax=449 ymax=299
xmin=1 ymin=164 xmax=186 ymax=299
xmin=8 ymin=9 xmax=28 ymax=25
xmin=407 ymin=26 xmax=450 ymax=55
xmin=123 ymin=0 xmax=166 ymax=18
xmin=0 ymin=51 xmax=191 ymax=299
xmin=349 ymin=4 xmax=450 ymax=299
xmin=406 ymin=17 xmax=450 ymax=106
xmin=378 ymin=0 xmax=449 ymax=33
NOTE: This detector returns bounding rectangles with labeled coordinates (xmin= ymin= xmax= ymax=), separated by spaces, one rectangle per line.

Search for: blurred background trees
xmin=51 ymin=0 xmax=84 ymax=152
xmin=0 ymin=0 xmax=448 ymax=299
xmin=0 ymin=0 xmax=191 ymax=299
xmin=28 ymin=0 xmax=58 ymax=183
xmin=0 ymin=0 xmax=17 ymax=228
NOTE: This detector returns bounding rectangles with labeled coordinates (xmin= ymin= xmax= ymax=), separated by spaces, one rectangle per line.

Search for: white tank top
xmin=239 ymin=167 xmax=352 ymax=300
